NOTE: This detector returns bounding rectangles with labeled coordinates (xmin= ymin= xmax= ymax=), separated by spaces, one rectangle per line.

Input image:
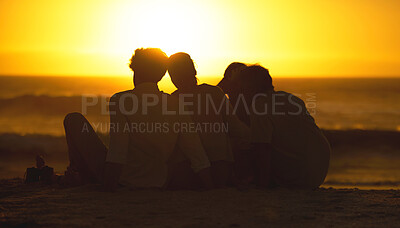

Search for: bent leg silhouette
xmin=64 ymin=112 xmax=107 ymax=183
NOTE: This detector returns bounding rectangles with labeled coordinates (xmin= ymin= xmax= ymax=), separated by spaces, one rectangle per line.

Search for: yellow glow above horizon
xmin=107 ymin=0 xmax=222 ymax=57
xmin=0 ymin=0 xmax=399 ymax=77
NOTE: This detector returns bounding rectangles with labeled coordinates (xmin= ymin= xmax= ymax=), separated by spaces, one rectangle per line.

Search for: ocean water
xmin=0 ymin=76 xmax=399 ymax=135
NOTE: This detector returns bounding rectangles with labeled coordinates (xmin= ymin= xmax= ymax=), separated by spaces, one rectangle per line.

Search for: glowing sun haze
xmin=0 ymin=0 xmax=399 ymax=77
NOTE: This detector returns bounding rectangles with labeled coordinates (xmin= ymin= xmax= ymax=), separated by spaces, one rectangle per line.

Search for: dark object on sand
xmin=25 ymin=167 xmax=41 ymax=183
xmin=24 ymin=166 xmax=54 ymax=184
xmin=24 ymin=155 xmax=54 ymax=184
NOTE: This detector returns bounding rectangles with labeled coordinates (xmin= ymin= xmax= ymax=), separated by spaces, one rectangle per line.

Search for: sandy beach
xmin=1 ymin=178 xmax=400 ymax=227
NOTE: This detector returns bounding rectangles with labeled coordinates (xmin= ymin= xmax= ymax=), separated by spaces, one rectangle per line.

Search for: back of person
xmin=110 ymin=86 xmax=179 ymax=187
xmin=239 ymin=65 xmax=330 ymax=188
xmin=173 ymin=83 xmax=235 ymax=162
xmin=251 ymin=90 xmax=330 ymax=188
xmin=168 ymin=53 xmax=250 ymax=186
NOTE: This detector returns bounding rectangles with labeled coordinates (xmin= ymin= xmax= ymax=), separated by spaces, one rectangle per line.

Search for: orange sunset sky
xmin=0 ymin=0 xmax=399 ymax=77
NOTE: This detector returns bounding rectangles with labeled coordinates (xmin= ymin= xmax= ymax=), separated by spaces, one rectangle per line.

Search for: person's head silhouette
xmin=217 ymin=62 xmax=247 ymax=94
xmin=168 ymin=52 xmax=198 ymax=90
xmin=239 ymin=65 xmax=274 ymax=94
xmin=129 ymin=48 xmax=168 ymax=86
xmin=224 ymin=62 xmax=247 ymax=80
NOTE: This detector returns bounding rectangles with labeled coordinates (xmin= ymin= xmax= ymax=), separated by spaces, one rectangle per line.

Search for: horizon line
xmin=1 ymin=74 xmax=400 ymax=79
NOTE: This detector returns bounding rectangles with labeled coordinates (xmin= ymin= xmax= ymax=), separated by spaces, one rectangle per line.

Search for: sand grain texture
xmin=1 ymin=179 xmax=399 ymax=227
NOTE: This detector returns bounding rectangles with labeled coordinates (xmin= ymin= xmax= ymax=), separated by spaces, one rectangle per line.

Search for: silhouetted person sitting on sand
xmin=236 ymin=65 xmax=330 ymax=189
xmin=62 ymin=48 xmax=213 ymax=191
xmin=168 ymin=52 xmax=250 ymax=187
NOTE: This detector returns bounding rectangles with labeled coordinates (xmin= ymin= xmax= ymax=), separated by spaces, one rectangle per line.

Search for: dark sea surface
xmin=0 ymin=75 xmax=399 ymax=135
